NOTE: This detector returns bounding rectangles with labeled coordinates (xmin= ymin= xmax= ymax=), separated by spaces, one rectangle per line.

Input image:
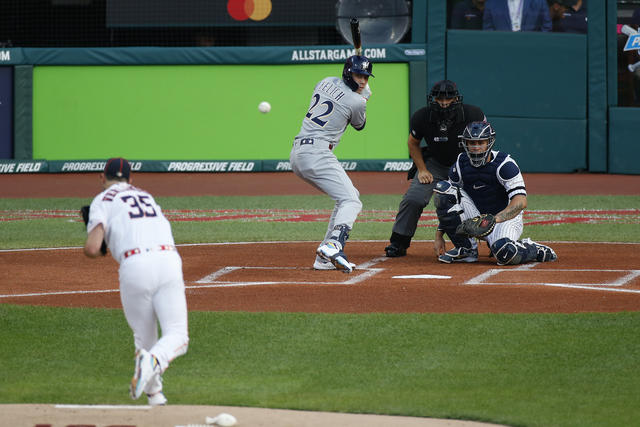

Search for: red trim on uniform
xmin=123 ymin=245 xmax=176 ymax=259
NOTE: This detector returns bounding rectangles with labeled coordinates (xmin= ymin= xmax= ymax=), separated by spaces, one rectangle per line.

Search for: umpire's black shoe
xmin=385 ymin=243 xmax=407 ymax=257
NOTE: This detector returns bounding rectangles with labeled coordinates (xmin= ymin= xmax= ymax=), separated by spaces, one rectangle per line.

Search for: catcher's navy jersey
xmin=449 ymin=150 xmax=526 ymax=215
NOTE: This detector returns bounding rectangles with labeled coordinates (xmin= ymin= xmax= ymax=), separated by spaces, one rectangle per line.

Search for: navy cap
xmin=104 ymin=157 xmax=131 ymax=180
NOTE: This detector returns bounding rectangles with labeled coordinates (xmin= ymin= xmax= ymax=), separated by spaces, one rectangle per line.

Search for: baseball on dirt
xmin=258 ymin=101 xmax=271 ymax=113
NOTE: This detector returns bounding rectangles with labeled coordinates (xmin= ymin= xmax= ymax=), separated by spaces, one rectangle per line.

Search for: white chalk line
xmin=55 ymin=404 xmax=151 ymax=410
xmin=2 ymin=244 xmax=640 ymax=297
xmin=0 ymin=257 xmax=390 ymax=298
xmin=464 ymin=266 xmax=640 ymax=294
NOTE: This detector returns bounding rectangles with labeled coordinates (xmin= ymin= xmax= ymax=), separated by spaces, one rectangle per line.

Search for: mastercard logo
xmin=227 ymin=0 xmax=273 ymax=21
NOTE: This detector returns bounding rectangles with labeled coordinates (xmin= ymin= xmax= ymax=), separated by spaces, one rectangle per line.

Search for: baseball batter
xmin=83 ymin=157 xmax=189 ymax=405
xmin=433 ymin=121 xmax=557 ymax=265
xmin=290 ymin=55 xmax=373 ymax=273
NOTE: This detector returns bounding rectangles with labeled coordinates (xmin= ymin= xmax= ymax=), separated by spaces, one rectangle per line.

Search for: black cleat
xmin=385 ymin=243 xmax=407 ymax=257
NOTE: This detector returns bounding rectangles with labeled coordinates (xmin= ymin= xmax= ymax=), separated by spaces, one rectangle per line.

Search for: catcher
xmin=433 ymin=121 xmax=557 ymax=265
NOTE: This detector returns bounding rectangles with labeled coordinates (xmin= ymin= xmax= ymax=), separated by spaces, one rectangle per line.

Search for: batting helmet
xmin=459 ymin=121 xmax=496 ymax=167
xmin=342 ymin=55 xmax=374 ymax=92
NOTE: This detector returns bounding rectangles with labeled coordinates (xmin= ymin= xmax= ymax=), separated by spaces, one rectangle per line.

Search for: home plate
xmin=392 ymin=274 xmax=451 ymax=279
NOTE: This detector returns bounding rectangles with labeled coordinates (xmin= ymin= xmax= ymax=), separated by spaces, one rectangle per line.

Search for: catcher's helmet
xmin=342 ymin=55 xmax=374 ymax=92
xmin=460 ymin=121 xmax=496 ymax=167
xmin=428 ymin=80 xmax=463 ymax=123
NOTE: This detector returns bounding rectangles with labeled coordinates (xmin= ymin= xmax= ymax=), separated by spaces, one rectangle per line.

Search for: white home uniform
xmin=87 ymin=182 xmax=188 ymax=397
xmin=290 ymin=76 xmax=367 ymax=245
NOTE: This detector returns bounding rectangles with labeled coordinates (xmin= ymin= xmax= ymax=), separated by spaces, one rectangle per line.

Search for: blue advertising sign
xmin=624 ymin=34 xmax=640 ymax=51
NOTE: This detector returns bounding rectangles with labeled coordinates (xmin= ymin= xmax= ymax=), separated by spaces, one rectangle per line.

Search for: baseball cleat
xmin=521 ymin=238 xmax=557 ymax=262
xmin=146 ymin=391 xmax=168 ymax=406
xmin=130 ymin=349 xmax=161 ymax=400
xmin=384 ymin=243 xmax=407 ymax=257
xmin=313 ymin=256 xmax=356 ymax=271
xmin=438 ymin=247 xmax=478 ymax=264
xmin=316 ymin=242 xmax=354 ymax=273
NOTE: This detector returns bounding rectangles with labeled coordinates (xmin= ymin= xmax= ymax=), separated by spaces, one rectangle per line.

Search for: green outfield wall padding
xmin=409 ymin=61 xmax=427 ymax=117
xmin=608 ymin=107 xmax=640 ymax=174
xmin=588 ymin=1 xmax=608 ymax=172
xmin=32 ymin=63 xmax=409 ymax=161
xmin=411 ymin=1 xmax=427 ymax=44
xmin=426 ymin=1 xmax=446 ymax=88
xmin=488 ymin=117 xmax=587 ymax=173
xmin=3 ymin=44 xmax=426 ymax=66
xmin=446 ymin=30 xmax=587 ymax=119
xmin=13 ymin=65 xmax=33 ymax=160
xmin=607 ymin=0 xmax=619 ymax=107
xmin=0 ymin=159 xmax=416 ymax=174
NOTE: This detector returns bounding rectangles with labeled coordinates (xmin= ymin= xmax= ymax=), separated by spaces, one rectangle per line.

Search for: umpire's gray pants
xmin=391 ymin=157 xmax=450 ymax=239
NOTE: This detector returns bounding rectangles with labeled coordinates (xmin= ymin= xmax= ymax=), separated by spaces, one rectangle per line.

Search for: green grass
xmin=1 ymin=305 xmax=639 ymax=427
xmin=1 ymin=195 xmax=639 ymax=249
xmin=1 ymin=193 xmax=640 ymax=426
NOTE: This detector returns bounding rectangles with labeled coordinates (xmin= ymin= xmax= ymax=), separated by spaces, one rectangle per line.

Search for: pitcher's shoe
xmin=316 ymin=242 xmax=354 ymax=273
xmin=313 ymin=256 xmax=355 ymax=271
xmin=130 ymin=349 xmax=161 ymax=400
xmin=147 ymin=391 xmax=167 ymax=406
xmin=438 ymin=247 xmax=478 ymax=264
xmin=521 ymin=238 xmax=557 ymax=262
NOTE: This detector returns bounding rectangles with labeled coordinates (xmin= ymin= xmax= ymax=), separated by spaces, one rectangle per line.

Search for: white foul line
xmin=465 ymin=267 xmax=640 ymax=294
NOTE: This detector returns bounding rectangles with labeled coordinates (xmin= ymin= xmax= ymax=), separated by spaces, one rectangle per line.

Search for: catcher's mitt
xmin=80 ymin=205 xmax=107 ymax=255
xmin=455 ymin=214 xmax=496 ymax=238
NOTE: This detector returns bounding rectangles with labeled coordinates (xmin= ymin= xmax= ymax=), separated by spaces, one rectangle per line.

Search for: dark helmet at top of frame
xmin=459 ymin=121 xmax=496 ymax=167
xmin=342 ymin=55 xmax=374 ymax=92
xmin=428 ymin=79 xmax=464 ymax=124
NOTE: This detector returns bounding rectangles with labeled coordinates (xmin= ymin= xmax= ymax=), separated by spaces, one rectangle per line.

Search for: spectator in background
xmin=548 ymin=0 xmax=573 ymax=32
xmin=558 ymin=0 xmax=587 ymax=34
xmin=451 ymin=0 xmax=486 ymax=30
xmin=483 ymin=0 xmax=552 ymax=32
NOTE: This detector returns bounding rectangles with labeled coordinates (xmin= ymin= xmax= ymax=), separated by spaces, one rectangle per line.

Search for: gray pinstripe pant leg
xmin=391 ymin=158 xmax=450 ymax=239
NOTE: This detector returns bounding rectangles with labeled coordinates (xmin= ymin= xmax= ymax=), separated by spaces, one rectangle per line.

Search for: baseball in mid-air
xmin=258 ymin=101 xmax=271 ymax=113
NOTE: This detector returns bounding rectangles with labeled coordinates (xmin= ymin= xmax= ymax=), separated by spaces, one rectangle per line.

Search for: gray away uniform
xmin=290 ymin=76 xmax=367 ymax=247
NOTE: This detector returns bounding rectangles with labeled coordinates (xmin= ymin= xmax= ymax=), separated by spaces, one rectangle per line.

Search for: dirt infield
xmin=2 ymin=171 xmax=640 ymax=198
xmin=2 ymin=171 xmax=639 ymax=427
xmin=2 ymin=404 xmax=503 ymax=427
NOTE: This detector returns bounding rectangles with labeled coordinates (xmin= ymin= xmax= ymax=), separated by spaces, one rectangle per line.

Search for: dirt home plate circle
xmin=227 ymin=0 xmax=272 ymax=21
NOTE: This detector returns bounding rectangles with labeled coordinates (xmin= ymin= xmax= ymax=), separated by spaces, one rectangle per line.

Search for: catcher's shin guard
xmin=491 ymin=238 xmax=537 ymax=265
xmin=433 ymin=181 xmax=472 ymax=249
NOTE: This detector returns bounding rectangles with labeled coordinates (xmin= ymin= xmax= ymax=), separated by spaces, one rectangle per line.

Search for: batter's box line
xmin=464 ymin=268 xmax=640 ymax=294
xmin=190 ymin=257 xmax=389 ymax=288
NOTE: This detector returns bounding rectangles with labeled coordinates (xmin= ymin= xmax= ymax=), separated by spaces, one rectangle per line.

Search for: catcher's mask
xmin=460 ymin=121 xmax=496 ymax=167
xmin=342 ymin=55 xmax=374 ymax=92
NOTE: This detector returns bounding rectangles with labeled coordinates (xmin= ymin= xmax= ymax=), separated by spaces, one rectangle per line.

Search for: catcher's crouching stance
xmin=432 ymin=120 xmax=557 ymax=265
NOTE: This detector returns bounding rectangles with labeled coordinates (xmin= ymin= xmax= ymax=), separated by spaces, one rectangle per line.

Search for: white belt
xmin=123 ymin=245 xmax=176 ymax=259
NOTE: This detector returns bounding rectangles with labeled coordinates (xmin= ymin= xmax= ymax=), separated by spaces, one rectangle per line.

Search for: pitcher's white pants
xmin=119 ymin=250 xmax=189 ymax=372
